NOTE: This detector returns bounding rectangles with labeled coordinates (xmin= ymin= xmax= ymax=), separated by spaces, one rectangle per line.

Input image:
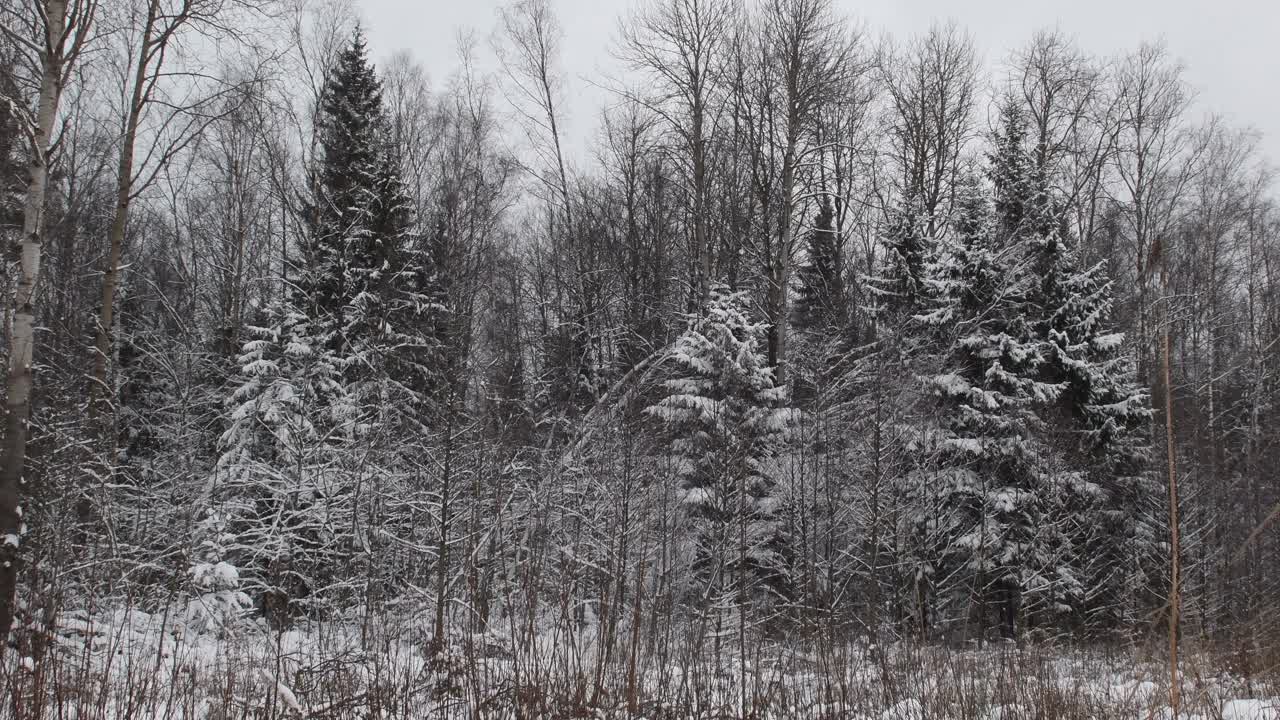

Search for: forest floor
xmin=1 ymin=605 xmax=1277 ymax=719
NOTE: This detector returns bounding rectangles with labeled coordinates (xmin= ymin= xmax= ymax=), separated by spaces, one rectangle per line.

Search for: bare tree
xmin=1012 ymin=28 xmax=1116 ymax=247
xmin=382 ymin=51 xmax=446 ymax=220
xmin=88 ymin=0 xmax=277 ymax=425
xmin=1015 ymin=30 xmax=1102 ymax=180
xmin=0 ymin=0 xmax=97 ymax=640
xmin=617 ymin=0 xmax=737 ymax=305
xmin=1112 ymin=41 xmax=1197 ymax=385
xmin=188 ymin=82 xmax=284 ymax=357
xmin=496 ymin=0 xmax=573 ymax=232
xmin=1111 ymin=42 xmax=1205 ymax=710
xmin=496 ymin=0 xmax=600 ymax=403
xmin=751 ymin=0 xmax=864 ymax=381
xmin=877 ymin=21 xmax=978 ymax=234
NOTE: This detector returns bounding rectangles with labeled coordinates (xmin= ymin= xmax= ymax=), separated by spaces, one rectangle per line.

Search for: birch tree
xmin=618 ymin=0 xmax=737 ymax=306
xmin=878 ymin=22 xmax=978 ymax=236
xmin=0 ymin=0 xmax=96 ymax=640
xmin=752 ymin=0 xmax=863 ymax=382
xmin=88 ymin=0 xmax=276 ymax=427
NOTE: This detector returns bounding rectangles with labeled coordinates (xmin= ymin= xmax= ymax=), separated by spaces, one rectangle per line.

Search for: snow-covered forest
xmin=0 ymin=0 xmax=1278 ymax=717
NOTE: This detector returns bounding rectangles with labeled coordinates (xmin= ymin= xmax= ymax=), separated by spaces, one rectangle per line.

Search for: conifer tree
xmin=646 ymin=287 xmax=797 ymax=602
xmin=0 ymin=61 xmax=22 ymax=233
xmin=913 ymin=171 xmax=1070 ymax=637
xmin=793 ymin=197 xmax=846 ymax=333
xmin=868 ymin=196 xmax=932 ymax=323
xmin=977 ymin=96 xmax=1153 ymax=627
xmin=297 ymin=29 xmax=387 ymax=333
xmin=852 ymin=192 xmax=945 ymax=635
xmin=296 ymin=30 xmax=440 ymax=387
xmin=988 ymin=99 xmax=1035 ymax=244
xmin=294 ymin=28 xmax=444 ymax=424
xmin=209 ymin=302 xmax=355 ymax=620
xmin=791 ymin=197 xmax=852 ymax=399
xmin=1007 ymin=107 xmax=1155 ymax=624
xmin=358 ymin=157 xmax=443 ymax=428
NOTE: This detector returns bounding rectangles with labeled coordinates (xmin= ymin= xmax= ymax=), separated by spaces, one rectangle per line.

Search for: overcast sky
xmin=361 ymin=0 xmax=1280 ymax=167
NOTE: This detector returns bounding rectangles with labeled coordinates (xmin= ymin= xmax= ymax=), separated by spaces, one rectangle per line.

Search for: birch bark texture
xmin=0 ymin=0 xmax=96 ymax=640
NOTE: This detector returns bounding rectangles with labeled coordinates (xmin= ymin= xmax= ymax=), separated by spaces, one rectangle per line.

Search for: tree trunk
xmin=1161 ymin=253 xmax=1181 ymax=717
xmin=769 ymin=132 xmax=798 ymax=386
xmin=0 ymin=0 xmax=70 ymax=641
xmin=692 ymin=106 xmax=710 ymax=307
xmin=89 ymin=0 xmax=153 ymax=424
xmin=433 ymin=398 xmax=455 ymax=654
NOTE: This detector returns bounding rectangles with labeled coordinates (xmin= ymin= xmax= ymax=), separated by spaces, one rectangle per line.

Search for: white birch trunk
xmin=0 ymin=0 xmax=71 ymax=640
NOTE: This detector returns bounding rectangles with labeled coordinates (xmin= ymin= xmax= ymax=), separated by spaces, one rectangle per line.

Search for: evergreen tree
xmin=988 ymin=98 xmax=1035 ymax=246
xmin=972 ymin=96 xmax=1153 ymax=628
xmin=1039 ymin=238 xmax=1157 ymax=625
xmin=912 ymin=171 xmax=1071 ymax=637
xmin=1010 ymin=122 xmax=1155 ymax=625
xmin=0 ymin=60 xmax=23 ymax=234
xmin=296 ymin=30 xmax=440 ymax=383
xmin=867 ymin=195 xmax=932 ymax=323
xmin=297 ymin=29 xmax=386 ymax=332
xmin=207 ymin=33 xmax=449 ymax=621
xmin=209 ymin=302 xmax=356 ymax=621
xmin=793 ymin=197 xmax=846 ymax=333
xmin=358 ymin=158 xmax=444 ymax=428
xmin=646 ymin=287 xmax=797 ymax=602
xmin=791 ymin=197 xmax=852 ymax=399
xmin=294 ymin=28 xmax=445 ymax=424
xmin=485 ymin=259 xmax=529 ymax=439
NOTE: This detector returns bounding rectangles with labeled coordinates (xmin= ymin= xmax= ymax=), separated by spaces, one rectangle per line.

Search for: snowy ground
xmin=2 ymin=607 xmax=1277 ymax=719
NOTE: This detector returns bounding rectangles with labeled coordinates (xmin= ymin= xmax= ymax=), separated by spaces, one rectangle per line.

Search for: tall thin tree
xmin=0 ymin=0 xmax=96 ymax=640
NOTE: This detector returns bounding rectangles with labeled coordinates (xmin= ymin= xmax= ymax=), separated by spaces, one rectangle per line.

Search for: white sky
xmin=361 ymin=0 xmax=1280 ymax=168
